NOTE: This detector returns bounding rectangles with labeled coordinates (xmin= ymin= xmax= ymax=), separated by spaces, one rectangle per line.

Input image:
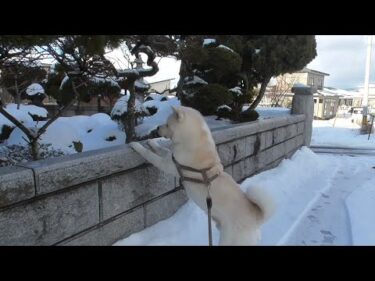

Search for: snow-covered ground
xmin=114 ymin=116 xmax=375 ymax=246
xmin=312 ymin=117 xmax=375 ymax=148
xmin=346 ymin=178 xmax=375 ymax=245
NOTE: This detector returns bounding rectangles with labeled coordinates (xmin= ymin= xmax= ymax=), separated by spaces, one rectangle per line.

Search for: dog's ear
xmin=171 ymin=106 xmax=184 ymax=121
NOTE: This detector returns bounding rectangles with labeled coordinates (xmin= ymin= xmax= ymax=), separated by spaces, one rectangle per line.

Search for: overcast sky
xmin=307 ymin=35 xmax=374 ymax=90
xmin=139 ymin=36 xmax=375 ymax=90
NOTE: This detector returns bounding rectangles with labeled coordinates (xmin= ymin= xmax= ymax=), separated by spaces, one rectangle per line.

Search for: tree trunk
xmin=30 ymin=139 xmax=40 ymax=160
xmin=97 ymin=95 xmax=101 ymax=112
xmin=15 ymin=78 xmax=20 ymax=110
xmin=249 ymin=76 xmax=271 ymax=110
xmin=124 ymin=81 xmax=136 ymax=143
xmin=176 ymin=60 xmax=188 ymax=100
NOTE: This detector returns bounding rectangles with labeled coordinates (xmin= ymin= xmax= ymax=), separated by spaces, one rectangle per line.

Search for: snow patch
xmin=184 ymin=76 xmax=208 ymax=86
xmin=346 ymin=179 xmax=375 ymax=245
xmin=217 ymin=105 xmax=232 ymax=111
xmin=217 ymin=44 xmax=234 ymax=53
xmin=111 ymin=95 xmax=148 ymax=117
xmin=229 ymin=86 xmax=243 ymax=95
xmin=203 ymin=38 xmax=216 ymax=46
xmin=26 ymin=83 xmax=45 ymax=96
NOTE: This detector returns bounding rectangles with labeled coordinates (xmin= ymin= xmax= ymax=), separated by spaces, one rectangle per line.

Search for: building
xmin=348 ymin=84 xmax=375 ymax=108
xmin=277 ymin=67 xmax=330 ymax=92
xmin=312 ymin=87 xmax=373 ymax=119
xmin=261 ymin=67 xmax=330 ymax=109
xmin=146 ymin=78 xmax=175 ymax=93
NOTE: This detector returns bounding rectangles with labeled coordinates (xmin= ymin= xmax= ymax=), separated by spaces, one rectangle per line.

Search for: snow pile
xmin=7 ymin=113 xmax=125 ymax=154
xmin=114 ymin=147 xmax=335 ymax=246
xmin=1 ymin=104 xmax=48 ymax=129
xmin=256 ymin=107 xmax=291 ymax=119
xmin=145 ymin=93 xmax=170 ymax=101
xmin=241 ymin=147 xmax=335 ymax=245
xmin=110 ymin=94 xmax=148 ymax=118
xmin=6 ymin=104 xmax=48 ymax=119
xmin=241 ymin=106 xmax=291 ymax=120
xmin=346 ymin=179 xmax=375 ymax=245
xmin=114 ymin=200 xmax=220 ymax=246
xmin=312 ymin=118 xmax=375 ymax=148
xmin=26 ymin=83 xmax=45 ymax=96
xmin=136 ymin=96 xmax=181 ymax=137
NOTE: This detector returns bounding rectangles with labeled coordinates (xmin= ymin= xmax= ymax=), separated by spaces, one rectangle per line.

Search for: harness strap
xmin=172 ymin=154 xmax=219 ymax=246
xmin=172 ymin=155 xmax=220 ymax=185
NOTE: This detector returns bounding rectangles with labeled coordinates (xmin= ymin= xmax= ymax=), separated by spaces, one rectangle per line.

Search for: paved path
xmin=281 ymin=150 xmax=375 ymax=245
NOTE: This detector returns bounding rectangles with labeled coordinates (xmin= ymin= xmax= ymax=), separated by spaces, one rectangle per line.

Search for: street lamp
xmin=361 ymin=35 xmax=373 ymax=133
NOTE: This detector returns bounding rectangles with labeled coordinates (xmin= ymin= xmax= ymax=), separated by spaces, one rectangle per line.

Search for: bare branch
xmin=35 ymin=79 xmax=80 ymax=138
xmin=0 ymin=100 xmax=37 ymax=140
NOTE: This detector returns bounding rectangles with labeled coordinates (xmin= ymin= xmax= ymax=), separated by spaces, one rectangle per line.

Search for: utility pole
xmin=361 ymin=35 xmax=373 ymax=133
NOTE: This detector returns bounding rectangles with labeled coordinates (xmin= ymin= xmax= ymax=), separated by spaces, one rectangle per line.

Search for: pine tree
xmin=177 ymin=35 xmax=317 ymax=122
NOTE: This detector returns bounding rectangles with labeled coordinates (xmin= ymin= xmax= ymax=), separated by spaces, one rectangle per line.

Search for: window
xmin=319 ymin=99 xmax=323 ymax=103
xmin=308 ymin=76 xmax=314 ymax=86
xmin=317 ymin=77 xmax=323 ymax=89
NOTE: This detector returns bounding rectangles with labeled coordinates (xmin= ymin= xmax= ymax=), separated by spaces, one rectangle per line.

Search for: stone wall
xmin=0 ymin=113 xmax=306 ymax=245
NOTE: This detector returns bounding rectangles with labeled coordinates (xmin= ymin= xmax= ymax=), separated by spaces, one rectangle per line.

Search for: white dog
xmin=129 ymin=106 xmax=275 ymax=245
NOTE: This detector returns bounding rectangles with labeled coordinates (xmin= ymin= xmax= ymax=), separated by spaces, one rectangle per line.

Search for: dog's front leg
xmin=147 ymin=139 xmax=171 ymax=157
xmin=129 ymin=142 xmax=179 ymax=177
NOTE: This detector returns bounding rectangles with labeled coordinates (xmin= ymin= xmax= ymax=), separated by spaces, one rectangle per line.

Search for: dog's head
xmin=157 ymin=106 xmax=209 ymax=144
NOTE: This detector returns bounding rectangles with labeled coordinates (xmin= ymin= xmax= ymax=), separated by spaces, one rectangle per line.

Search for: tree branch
xmin=35 ymin=79 xmax=81 ymax=138
xmin=0 ymin=100 xmax=36 ymax=140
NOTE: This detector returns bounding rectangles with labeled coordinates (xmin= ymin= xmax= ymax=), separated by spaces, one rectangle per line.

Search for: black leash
xmin=206 ymin=187 xmax=213 ymax=246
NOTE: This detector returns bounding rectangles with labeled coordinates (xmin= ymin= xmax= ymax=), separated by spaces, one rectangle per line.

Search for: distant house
xmin=349 ymin=84 xmax=375 ymax=108
xmin=147 ymin=78 xmax=175 ymax=93
xmin=313 ymin=87 xmax=365 ymax=119
xmin=262 ymin=67 xmax=330 ymax=109
xmin=277 ymin=67 xmax=330 ymax=92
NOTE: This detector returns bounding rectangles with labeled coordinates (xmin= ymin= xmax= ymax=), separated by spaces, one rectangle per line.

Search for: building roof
xmin=297 ymin=67 xmax=330 ymax=76
xmin=148 ymin=78 xmax=175 ymax=84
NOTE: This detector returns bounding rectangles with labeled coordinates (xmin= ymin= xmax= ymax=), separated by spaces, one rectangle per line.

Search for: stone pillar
xmin=291 ymin=85 xmax=314 ymax=147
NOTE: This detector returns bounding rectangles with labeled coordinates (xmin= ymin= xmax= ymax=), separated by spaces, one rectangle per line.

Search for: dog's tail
xmin=246 ymin=186 xmax=276 ymax=223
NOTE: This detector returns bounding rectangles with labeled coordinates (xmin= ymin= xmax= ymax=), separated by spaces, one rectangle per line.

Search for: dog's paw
xmin=147 ymin=139 xmax=159 ymax=148
xmin=128 ymin=142 xmax=144 ymax=152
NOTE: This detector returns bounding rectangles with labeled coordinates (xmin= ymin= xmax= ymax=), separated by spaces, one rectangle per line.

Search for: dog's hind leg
xmin=218 ymin=227 xmax=232 ymax=246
